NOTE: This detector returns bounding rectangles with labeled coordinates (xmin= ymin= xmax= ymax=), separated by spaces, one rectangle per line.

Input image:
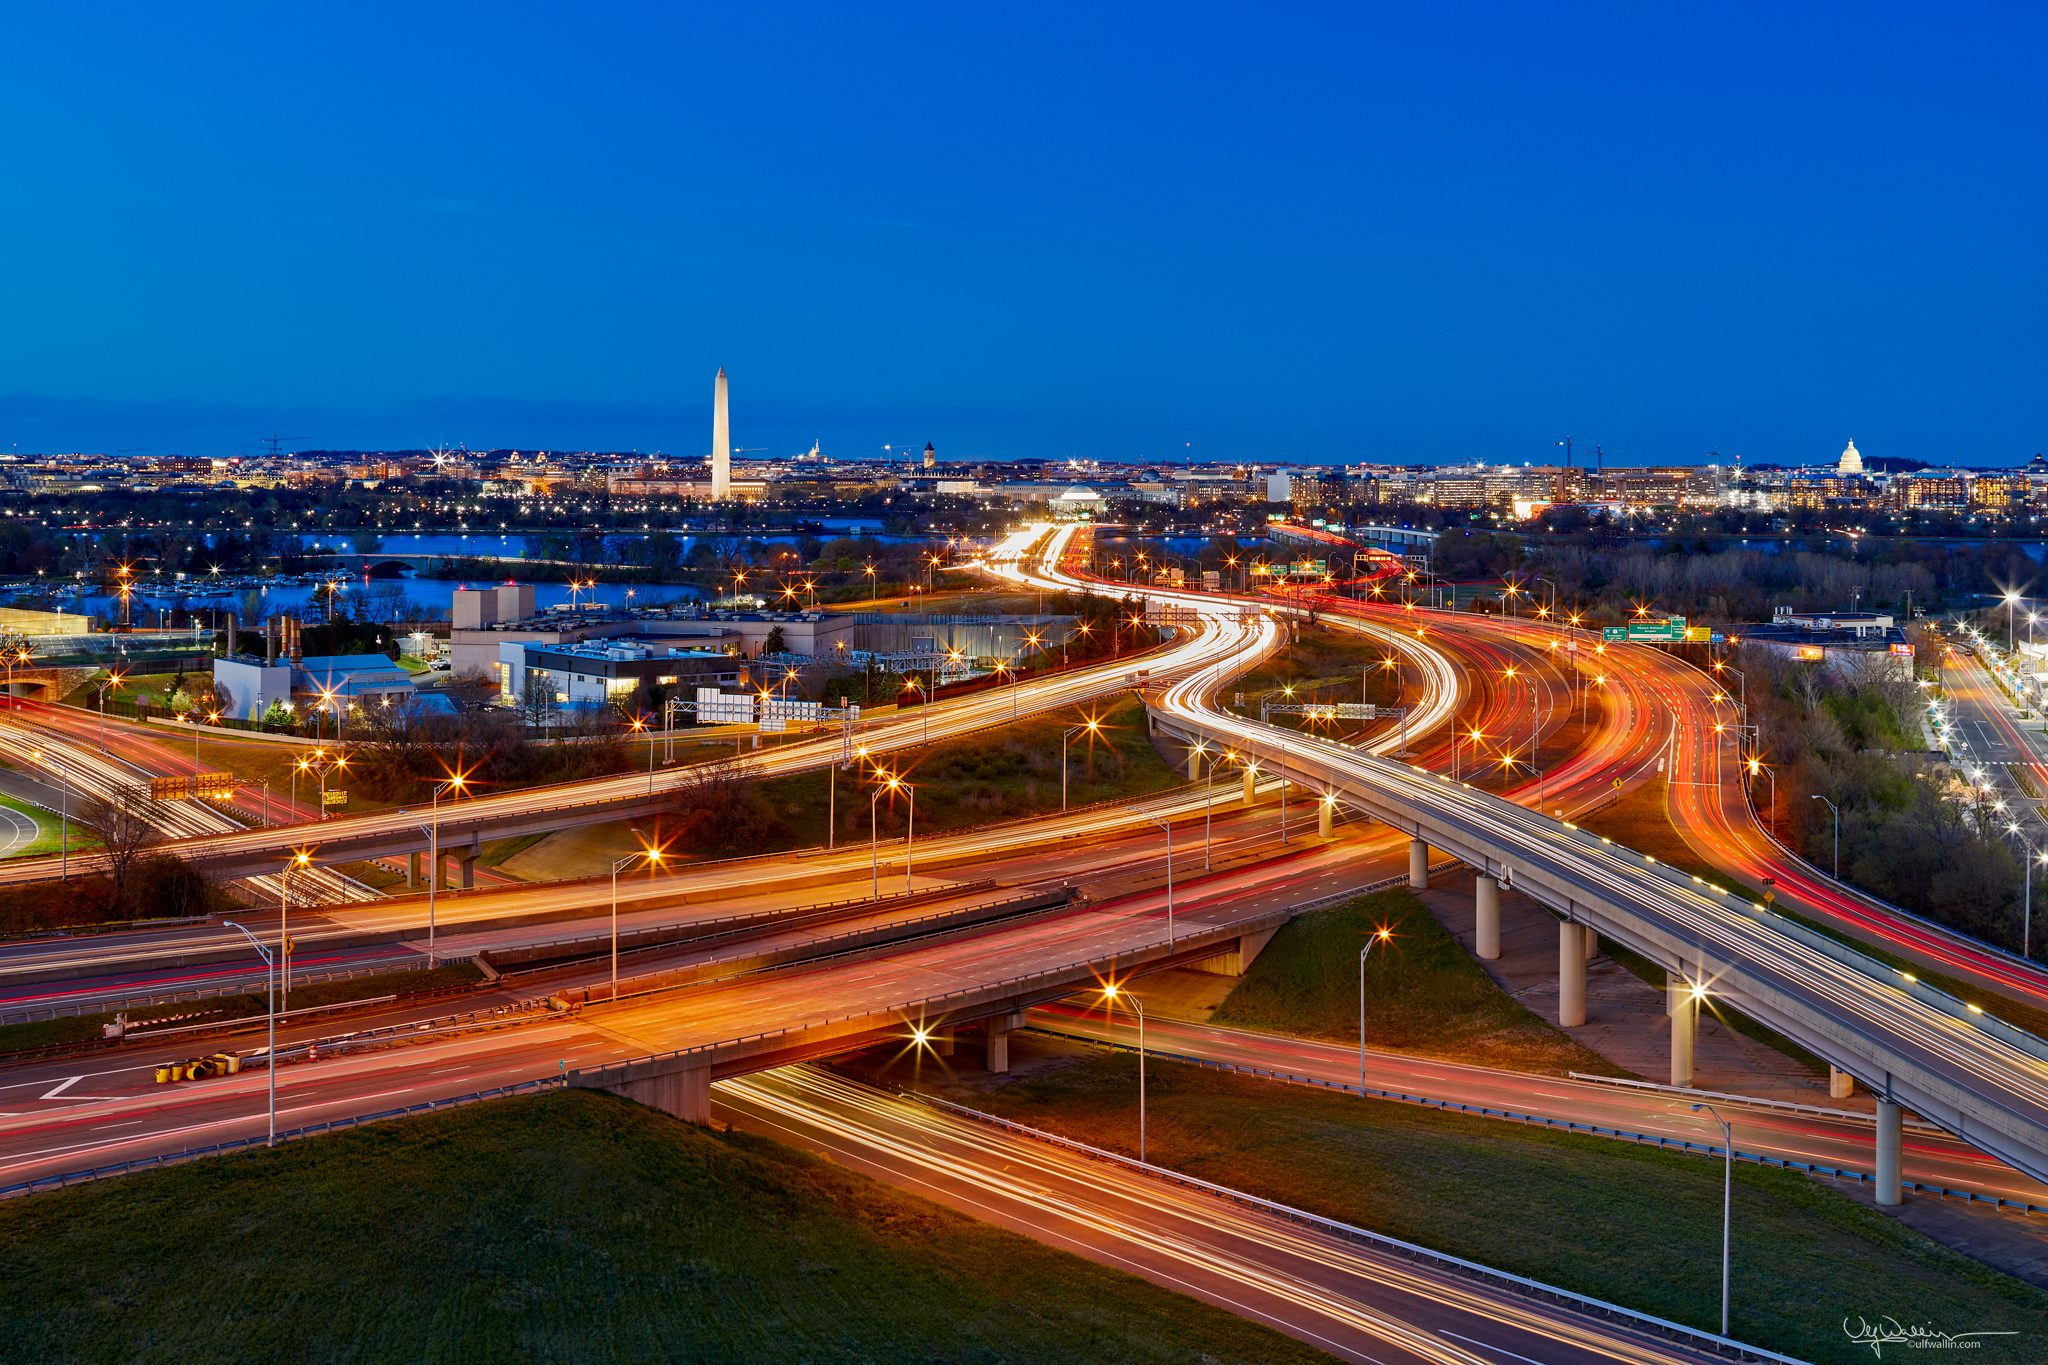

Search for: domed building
xmin=1837 ymin=440 xmax=1864 ymax=475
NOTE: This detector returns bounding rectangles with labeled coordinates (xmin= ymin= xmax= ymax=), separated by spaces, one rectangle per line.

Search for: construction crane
xmin=261 ymin=435 xmax=307 ymax=457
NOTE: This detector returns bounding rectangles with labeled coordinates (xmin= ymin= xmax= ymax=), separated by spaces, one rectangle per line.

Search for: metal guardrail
xmin=0 ymin=1076 xmax=569 ymax=1201
xmin=911 ymin=1089 xmax=1804 ymax=1365
xmin=1564 ymin=1071 xmax=1948 ymax=1133
xmin=1025 ymin=1025 xmax=2048 ymax=1218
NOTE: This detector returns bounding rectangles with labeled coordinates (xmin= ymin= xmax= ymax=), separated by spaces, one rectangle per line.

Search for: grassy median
xmin=0 ymin=1088 xmax=1332 ymax=1365
xmin=1211 ymin=886 xmax=1627 ymax=1075
xmin=968 ymin=1053 xmax=2048 ymax=1362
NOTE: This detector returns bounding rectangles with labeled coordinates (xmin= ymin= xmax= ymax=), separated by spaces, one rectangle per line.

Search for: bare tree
xmin=517 ymin=670 xmax=560 ymax=731
xmin=75 ymin=785 xmax=164 ymax=916
xmin=442 ymin=667 xmax=496 ymax=713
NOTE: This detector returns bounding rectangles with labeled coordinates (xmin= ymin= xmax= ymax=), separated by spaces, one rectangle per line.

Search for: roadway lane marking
xmin=1439 ymin=1329 xmax=1570 ymax=1365
xmin=89 ymin=1120 xmax=144 ymax=1130
xmin=40 ymin=1076 xmax=82 ymax=1100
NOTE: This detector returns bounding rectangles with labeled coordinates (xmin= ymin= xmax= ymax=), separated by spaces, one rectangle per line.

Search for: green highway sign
xmin=1604 ymin=616 xmax=1688 ymax=643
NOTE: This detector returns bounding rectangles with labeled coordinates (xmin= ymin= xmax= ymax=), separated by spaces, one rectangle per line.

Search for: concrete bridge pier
xmin=1474 ymin=876 xmax=1500 ymax=959
xmin=1187 ymin=747 xmax=1203 ymax=780
xmin=1408 ymin=839 xmax=1429 ymax=889
xmin=406 ymin=851 xmax=419 ymax=889
xmin=1669 ymin=978 xmax=1695 ymax=1088
xmin=1242 ymin=768 xmax=1256 ymax=806
xmin=1830 ymin=1066 xmax=1854 ymax=1099
xmin=1318 ymin=797 xmax=1333 ymax=838
xmin=1558 ymin=922 xmax=1586 ymax=1026
xmin=984 ymin=1013 xmax=1023 ymax=1074
xmin=1876 ymin=1098 xmax=1904 ymax=1205
xmin=610 ymin=1064 xmax=712 ymax=1126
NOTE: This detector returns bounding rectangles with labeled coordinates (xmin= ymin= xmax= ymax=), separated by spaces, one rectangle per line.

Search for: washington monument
xmin=711 ymin=367 xmax=731 ymax=499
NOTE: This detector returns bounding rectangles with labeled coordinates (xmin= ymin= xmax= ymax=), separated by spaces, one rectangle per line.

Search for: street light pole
xmin=1691 ymin=1103 xmax=1734 ymax=1337
xmin=1129 ymin=808 xmax=1174 ymax=946
xmin=224 ymin=920 xmax=276 ymax=1146
xmin=1811 ymin=795 xmax=1841 ymax=879
xmin=1062 ymin=720 xmax=1097 ymax=812
xmin=1103 ymin=984 xmax=1145 ymax=1163
xmin=1359 ymin=926 xmax=1391 ymax=1090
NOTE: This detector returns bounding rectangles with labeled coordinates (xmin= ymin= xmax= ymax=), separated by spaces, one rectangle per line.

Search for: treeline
xmin=338 ymin=692 xmax=635 ymax=803
xmin=1424 ymin=528 xmax=2032 ymax=624
xmin=1738 ymin=637 xmax=2024 ymax=948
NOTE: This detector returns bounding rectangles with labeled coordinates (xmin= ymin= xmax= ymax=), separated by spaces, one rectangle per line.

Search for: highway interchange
xmin=2 ymin=523 xmax=2045 ymax=1361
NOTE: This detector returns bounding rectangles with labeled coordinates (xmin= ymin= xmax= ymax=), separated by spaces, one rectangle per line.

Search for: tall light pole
xmin=278 ymin=850 xmax=310 ymax=1010
xmin=869 ymin=772 xmax=906 ymax=900
xmin=1102 ymin=983 xmax=1145 ymax=1163
xmin=1359 ymin=925 xmax=1392 ymax=1089
xmin=610 ymin=843 xmax=663 ymax=1000
xmin=1691 ymin=1102 xmax=1734 ymax=1337
xmin=1811 ymin=795 xmax=1840 ymax=879
xmin=224 ymin=920 xmax=277 ymax=1147
xmin=397 ymin=772 xmax=466 ymax=969
xmin=1062 ymin=718 xmax=1099 ymax=811
xmin=1128 ymin=808 xmax=1174 ymax=946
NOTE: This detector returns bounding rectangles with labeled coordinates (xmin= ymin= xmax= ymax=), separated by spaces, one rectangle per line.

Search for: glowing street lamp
xmin=1100 ymin=982 xmax=1146 ymax=1162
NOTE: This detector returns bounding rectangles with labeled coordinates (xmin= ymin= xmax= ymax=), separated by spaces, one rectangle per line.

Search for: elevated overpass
xmin=993 ymin=526 xmax=2048 ymax=1198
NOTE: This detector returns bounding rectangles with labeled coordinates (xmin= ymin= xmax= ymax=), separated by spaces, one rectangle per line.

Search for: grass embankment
xmin=0 ymin=1088 xmax=1331 ymax=1365
xmin=1212 ymin=887 xmax=1626 ymax=1075
xmin=0 ymin=963 xmax=484 ymax=1054
xmin=748 ymin=693 xmax=1182 ymax=851
xmin=1227 ymin=626 xmax=1405 ymax=708
xmin=0 ymin=793 xmax=96 ymax=860
xmin=973 ymin=1056 xmax=2048 ymax=1361
xmin=1577 ymin=779 xmax=2048 ymax=1052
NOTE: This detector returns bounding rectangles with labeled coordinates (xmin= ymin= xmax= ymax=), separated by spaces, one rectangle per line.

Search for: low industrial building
xmin=1735 ymin=610 xmax=1914 ymax=681
xmin=497 ymin=638 xmax=746 ymax=709
xmin=214 ymin=652 xmax=418 ymax=721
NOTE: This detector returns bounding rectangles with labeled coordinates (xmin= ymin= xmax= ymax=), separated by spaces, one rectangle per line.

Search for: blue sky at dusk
xmin=0 ymin=3 xmax=2041 ymax=468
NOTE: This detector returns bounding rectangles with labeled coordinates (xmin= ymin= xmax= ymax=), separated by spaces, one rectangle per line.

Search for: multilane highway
xmin=1007 ymin=522 xmax=2048 ymax=1192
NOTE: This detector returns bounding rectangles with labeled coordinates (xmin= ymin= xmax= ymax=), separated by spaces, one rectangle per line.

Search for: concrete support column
xmin=1876 ymin=1099 xmax=1904 ymax=1205
xmin=1829 ymin=1066 xmax=1854 ymax=1100
xmin=1584 ymin=928 xmax=1599 ymax=961
xmin=1408 ymin=839 xmax=1429 ymax=890
xmin=1187 ymin=747 xmax=1203 ymax=780
xmin=933 ymin=1031 xmax=955 ymax=1057
xmin=1318 ymin=800 xmax=1333 ymax=838
xmin=1558 ymin=923 xmax=1586 ymax=1026
xmin=1474 ymin=876 xmax=1500 ymax=960
xmin=459 ymin=855 xmax=476 ymax=891
xmin=985 ymin=1019 xmax=1012 ymax=1074
xmin=1670 ymin=979 xmax=1695 ymax=1088
xmin=1242 ymin=768 xmax=1256 ymax=807
xmin=406 ymin=851 xmax=419 ymax=890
